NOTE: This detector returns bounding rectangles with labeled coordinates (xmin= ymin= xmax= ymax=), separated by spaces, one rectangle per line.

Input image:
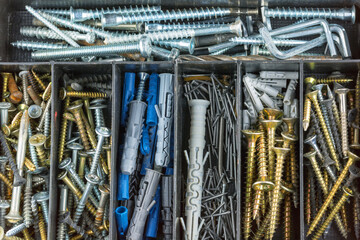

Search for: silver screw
xmin=145 ymin=21 xmax=225 ymax=32
xmin=36 ymin=97 xmax=51 ymax=132
xmin=89 ymin=127 xmax=111 ymax=175
xmin=31 ymin=37 xmax=152 ymax=61
xmin=28 ymin=105 xmax=43 ymax=119
xmin=5 ymin=222 xmax=27 ymax=237
xmin=34 ymin=191 xmax=49 ymax=225
xmin=136 ymin=72 xmax=149 ymax=101
xmin=101 ymin=7 xmax=232 ymax=26
xmin=18 ymin=71 xmax=30 ymax=105
xmin=30 ymin=196 xmax=42 ymax=240
xmin=0 ymin=200 xmax=10 ymax=229
xmin=57 ymin=184 xmax=69 ymax=240
xmin=153 ymin=38 xmax=195 ymax=54
xmin=0 ymin=102 xmax=11 ymax=126
xmin=68 ymin=143 xmax=84 ymax=171
xmin=150 ymin=46 xmax=180 ymax=61
xmin=11 ymin=41 xmax=68 ymax=51
xmin=23 ymin=172 xmax=33 ymax=228
xmin=264 ymin=5 xmax=356 ymax=24
xmin=28 ymin=125 xmax=40 ymax=169
xmin=88 ymin=99 xmax=106 ymax=129
xmin=43 ymin=110 xmax=51 ymax=137
xmin=73 ymin=174 xmax=100 ymax=224
xmin=61 ymin=211 xmax=88 ymax=238
xmin=230 ymin=36 xmax=308 ymax=47
xmin=20 ymin=26 xmax=96 ymax=44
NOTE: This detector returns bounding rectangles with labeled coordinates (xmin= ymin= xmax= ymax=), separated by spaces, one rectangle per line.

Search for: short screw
xmin=5 ymin=222 xmax=27 ymax=237
xmin=303 ymin=77 xmax=316 ymax=131
xmin=94 ymin=184 xmax=110 ymax=227
xmin=29 ymin=134 xmax=48 ymax=166
xmin=30 ymin=69 xmax=47 ymax=91
xmin=0 ymin=73 xmax=10 ymax=102
xmin=60 ymin=88 xmax=108 ymax=100
xmin=67 ymin=102 xmax=91 ymax=150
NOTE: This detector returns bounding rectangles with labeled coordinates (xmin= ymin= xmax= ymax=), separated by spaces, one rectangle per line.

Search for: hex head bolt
xmin=73 ymin=174 xmax=100 ymax=224
xmin=268 ymin=147 xmax=290 ymax=239
xmin=59 ymin=157 xmax=99 ymax=208
xmin=60 ymin=211 xmax=88 ymax=239
xmin=58 ymin=171 xmax=97 ymax=216
xmin=335 ymin=88 xmax=350 ymax=158
xmin=0 ymin=102 xmax=11 ymax=126
xmin=67 ymin=102 xmax=91 ymax=150
xmin=88 ymin=127 xmax=111 ymax=176
xmin=241 ymin=130 xmax=262 ymax=240
xmin=307 ymin=151 xmax=360 ymax=236
xmin=94 ymin=184 xmax=110 ymax=227
xmin=29 ymin=134 xmax=48 ymax=166
xmin=307 ymin=90 xmax=341 ymax=171
xmin=68 ymin=143 xmax=84 ymax=171
xmin=312 ymin=187 xmax=353 ymax=239
xmin=3 ymin=73 xmax=22 ymax=104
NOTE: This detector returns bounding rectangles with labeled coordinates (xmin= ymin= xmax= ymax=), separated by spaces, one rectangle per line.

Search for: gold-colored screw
xmin=22 ymin=228 xmax=31 ymax=240
xmin=58 ymin=87 xmax=72 ymax=163
xmin=78 ymin=151 xmax=88 ymax=179
xmin=63 ymin=112 xmax=76 ymax=122
xmin=103 ymin=144 xmax=112 ymax=181
xmin=60 ymin=87 xmax=108 ymax=100
xmin=94 ymin=184 xmax=110 ymax=227
xmin=263 ymin=108 xmax=283 ymax=120
xmin=315 ymin=78 xmax=353 ymax=84
xmin=283 ymin=118 xmax=297 ymax=135
xmin=29 ymin=134 xmax=48 ymax=166
xmin=84 ymin=98 xmax=95 ymax=130
xmin=42 ymin=82 xmax=51 ymax=101
xmin=38 ymin=211 xmax=47 ymax=240
xmin=2 ymin=111 xmax=23 ymax=136
xmin=241 ymin=129 xmax=262 ymax=240
xmin=307 ymin=151 xmax=360 ymax=236
xmin=24 ymin=157 xmax=36 ymax=172
xmin=268 ymin=146 xmax=290 ymax=239
xmin=311 ymin=187 xmax=353 ymax=240
xmin=1 ymin=72 xmax=9 ymax=102
xmin=305 ymin=177 xmax=311 ymax=225
xmin=303 ymin=77 xmax=316 ymax=131
xmin=31 ymin=69 xmax=46 ymax=90
xmin=67 ymin=102 xmax=91 ymax=150
xmin=307 ymin=90 xmax=341 ymax=171
xmin=284 ymin=160 xmax=292 ymax=240
xmin=335 ymin=88 xmax=350 ymax=158
xmin=0 ymin=172 xmax=13 ymax=189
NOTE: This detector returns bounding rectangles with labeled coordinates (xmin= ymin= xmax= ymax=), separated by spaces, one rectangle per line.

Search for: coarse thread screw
xmin=284 ymin=192 xmax=291 ymax=240
xmin=355 ymin=197 xmax=360 ymax=239
xmin=335 ymin=88 xmax=350 ymax=158
xmin=1 ymin=73 xmax=9 ymax=102
xmin=268 ymin=147 xmax=290 ymax=239
xmin=67 ymin=102 xmax=91 ymax=150
xmin=307 ymin=151 xmax=360 ymax=236
xmin=23 ymin=173 xmax=32 ymax=228
xmin=312 ymin=187 xmax=353 ymax=239
xmin=83 ymin=98 xmax=95 ymax=130
xmin=59 ymin=88 xmax=108 ymax=100
xmin=58 ymin=87 xmax=72 ymax=163
xmin=303 ymin=77 xmax=317 ymax=131
xmin=230 ymin=36 xmax=307 ymax=46
xmin=0 ymin=200 xmax=10 ymax=229
xmin=11 ymin=41 xmax=68 ymax=51
xmin=307 ymin=90 xmax=341 ymax=171
xmin=305 ymin=177 xmax=311 ymax=225
xmin=30 ymin=69 xmax=46 ymax=91
xmin=68 ymin=74 xmax=111 ymax=84
xmin=88 ymin=99 xmax=106 ymax=129
xmin=33 ymin=191 xmax=49 ymax=225
xmin=315 ymin=78 xmax=353 ymax=84
xmin=94 ymin=184 xmax=110 ymax=227
xmin=145 ymin=21 xmax=225 ymax=32
xmin=73 ymin=174 xmax=100 ymax=224
xmin=27 ymin=71 xmax=42 ymax=94
xmin=31 ymin=196 xmax=45 ymax=240
xmin=5 ymin=222 xmax=26 ymax=237
xmin=42 ymin=82 xmax=51 ymax=101
xmin=264 ymin=6 xmax=356 ymax=23
xmin=2 ymin=111 xmax=23 ymax=136
xmin=29 ymin=134 xmax=48 ymax=166
xmin=36 ymin=98 xmax=51 ymax=132
xmin=18 ymin=71 xmax=30 ymax=105
xmin=241 ymin=130 xmax=262 ymax=240
xmin=136 ymin=72 xmax=148 ymax=101
xmin=0 ymin=173 xmax=12 ymax=189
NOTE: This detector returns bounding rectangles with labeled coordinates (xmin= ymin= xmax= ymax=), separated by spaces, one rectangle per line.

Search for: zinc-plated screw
xmin=57 ymin=184 xmax=69 ymax=240
xmin=335 ymin=88 xmax=350 ymax=158
xmin=94 ymin=184 xmax=110 ymax=227
xmin=5 ymin=222 xmax=26 ymax=237
xmin=28 ymin=104 xmax=43 ymax=119
xmin=268 ymin=147 xmax=290 ymax=239
xmin=312 ymin=187 xmax=353 ymax=239
xmin=30 ymin=196 xmax=46 ymax=240
xmin=32 ymin=37 xmax=151 ymax=61
xmin=88 ymin=99 xmax=106 ymax=129
xmin=29 ymin=134 xmax=48 ymax=166
xmin=60 ymin=88 xmax=108 ymax=100
xmin=307 ymin=151 xmax=360 ymax=236
xmin=68 ymin=143 xmax=84 ymax=170
xmin=18 ymin=71 xmax=30 ymax=105
xmin=0 ymin=200 xmax=9 ymax=229
xmin=23 ymin=173 xmax=32 ymax=228
xmin=61 ymin=211 xmax=88 ymax=238
xmin=89 ymin=127 xmax=111 ymax=176
xmin=73 ymin=174 xmax=100 ymax=224
xmin=11 ymin=40 xmax=69 ymax=51
xmin=145 ymin=21 xmax=225 ymax=32
xmin=34 ymin=191 xmax=49 ymax=225
xmin=153 ymin=38 xmax=195 ymax=54
xmin=67 ymin=102 xmax=91 ymax=150
xmin=241 ymin=130 xmax=262 ymax=240
xmin=264 ymin=6 xmax=356 ymax=23
xmin=36 ymin=98 xmax=51 ymax=132
xmin=68 ymin=74 xmax=112 ymax=84
xmin=307 ymin=90 xmax=341 ymax=171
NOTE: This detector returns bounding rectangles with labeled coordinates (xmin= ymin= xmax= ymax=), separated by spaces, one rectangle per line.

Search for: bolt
xmin=67 ymin=102 xmax=91 ymax=150
xmin=307 ymin=151 xmax=360 ymax=236
xmin=29 ymin=134 xmax=48 ymax=166
xmin=95 ymin=184 xmax=110 ymax=227
xmin=335 ymin=88 xmax=350 ymax=158
xmin=264 ymin=5 xmax=356 ymax=23
xmin=32 ymin=37 xmax=152 ymax=61
xmin=61 ymin=211 xmax=88 ymax=238
xmin=312 ymin=187 xmax=353 ymax=239
xmin=59 ymin=88 xmax=108 ymax=100
xmin=268 ymin=147 xmax=290 ymax=239
xmin=307 ymin=90 xmax=341 ymax=171
xmin=89 ymin=127 xmax=111 ymax=176
xmin=73 ymin=174 xmax=100 ymax=224
xmin=241 ymin=130 xmax=262 ymax=240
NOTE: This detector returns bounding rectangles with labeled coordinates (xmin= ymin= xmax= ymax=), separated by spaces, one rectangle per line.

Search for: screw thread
xmin=23 ymin=186 xmax=32 ymax=227
xmin=40 ymin=201 xmax=49 ymax=225
xmin=0 ymin=172 xmax=12 ymax=189
xmin=1 ymin=75 xmax=8 ymax=101
xmin=11 ymin=40 xmax=68 ymax=51
xmin=30 ymin=197 xmax=42 ymax=240
xmin=340 ymin=111 xmax=349 ymax=157
xmin=35 ymin=146 xmax=48 ymax=166
xmin=290 ymin=144 xmax=299 ymax=208
xmin=252 ymin=190 xmax=262 ymax=219
xmin=267 ymin=128 xmax=276 ymax=182
xmin=38 ymin=212 xmax=47 ymax=240
xmin=58 ymin=95 xmax=71 ymax=163
xmin=5 ymin=222 xmax=26 ymax=237
xmin=136 ymin=77 xmax=146 ymax=101
xmin=317 ymin=78 xmax=353 ymax=84
xmin=231 ymin=36 xmax=306 ymax=46
xmin=20 ymin=73 xmax=30 ymax=105
xmin=87 ymin=82 xmax=112 ymax=90
xmin=43 ymin=111 xmax=51 ymax=137
xmin=326 ymin=103 xmax=343 ymax=158
xmin=28 ymin=126 xmax=40 ymax=168
xmin=68 ymin=74 xmax=111 ymax=84
xmin=284 ymin=193 xmax=292 ymax=240
xmin=303 ymin=98 xmax=312 ymax=130
xmin=67 ymin=91 xmax=108 ymax=99
xmin=27 ymin=71 xmax=42 ymax=94
xmin=312 ymin=189 xmax=351 ymax=239
xmin=340 ymin=206 xmax=348 ymax=237
xmin=73 ymin=202 xmax=86 ymax=225
xmin=305 ymin=178 xmax=312 ymax=225
xmin=69 ymin=110 xmax=91 ymax=150
xmin=146 ymin=21 xmax=224 ymax=32
xmin=94 ymin=109 xmax=105 ymax=128
xmin=36 ymin=99 xmax=51 ymax=131
xmin=94 ymin=208 xmax=104 ymax=228
xmin=57 ymin=215 xmax=68 ymax=240
xmin=30 ymin=70 xmax=46 ymax=91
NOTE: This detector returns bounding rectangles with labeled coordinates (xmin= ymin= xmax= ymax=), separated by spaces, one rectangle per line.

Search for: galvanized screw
xmin=89 ymin=127 xmax=111 ymax=176
xmin=68 ymin=143 xmax=84 ymax=170
xmin=0 ymin=102 xmax=11 ymax=126
xmin=34 ymin=191 xmax=49 ymax=225
xmin=61 ymin=211 xmax=88 ymax=238
xmin=335 ymin=88 xmax=350 ymax=158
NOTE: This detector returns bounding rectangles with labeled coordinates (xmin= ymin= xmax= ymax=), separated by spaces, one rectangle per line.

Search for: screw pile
xmin=9 ymin=3 xmax=354 ymax=61
xmin=57 ymin=73 xmax=112 ymax=239
xmin=304 ymin=72 xmax=360 ymax=239
xmin=242 ymin=70 xmax=299 ymax=239
xmin=0 ymin=69 xmax=51 ymax=238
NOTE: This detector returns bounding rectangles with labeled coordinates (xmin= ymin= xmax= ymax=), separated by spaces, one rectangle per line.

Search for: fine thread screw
xmin=312 ymin=188 xmax=353 ymax=239
xmin=241 ymin=130 xmax=262 ymax=240
xmin=316 ymin=78 xmax=353 ymax=84
xmin=284 ymin=170 xmax=292 ymax=240
xmin=145 ymin=21 xmax=226 ymax=32
xmin=307 ymin=152 xmax=360 ymax=236
xmin=28 ymin=125 xmax=40 ymax=169
xmin=230 ymin=36 xmax=307 ymax=46
xmin=11 ymin=41 xmax=68 ymax=51
xmin=34 ymin=192 xmax=49 ymax=226
xmin=43 ymin=110 xmax=51 ymax=137
xmin=60 ymin=88 xmax=108 ymax=100
xmin=307 ymin=91 xmax=341 ymax=171
xmin=305 ymin=177 xmax=311 ymax=225
xmin=67 ymin=102 xmax=91 ymax=150
xmin=36 ymin=98 xmax=51 ymax=132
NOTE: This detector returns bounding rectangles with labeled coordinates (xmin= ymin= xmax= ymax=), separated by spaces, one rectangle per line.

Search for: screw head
xmin=335 ymin=88 xmax=350 ymax=95
xmin=59 ymin=157 xmax=72 ymax=170
xmin=59 ymin=88 xmax=67 ymax=100
xmin=139 ymin=37 xmax=152 ymax=58
xmin=34 ymin=191 xmax=49 ymax=202
xmin=60 ymin=211 xmax=71 ymax=224
xmin=231 ymin=18 xmax=243 ymax=37
xmin=70 ymin=83 xmax=83 ymax=91
xmin=87 ymin=149 xmax=96 ymax=156
xmin=85 ymin=32 xmax=96 ymax=44
xmin=85 ymin=174 xmax=100 ymax=185
xmin=0 ymin=200 xmax=10 ymax=209
xmin=67 ymin=102 xmax=84 ymax=111
xmin=29 ymin=134 xmax=46 ymax=146
xmin=78 ymin=151 xmax=89 ymax=158
xmin=88 ymin=104 xmax=107 ymax=110
xmin=31 ymin=166 xmax=47 ymax=175
xmin=99 ymin=184 xmax=110 ymax=195
xmin=18 ymin=71 xmax=29 ymax=79
xmin=90 ymin=99 xmax=106 ymax=105
xmin=68 ymin=143 xmax=84 ymax=151
xmin=0 ymin=102 xmax=11 ymax=110
xmin=57 ymin=171 xmax=67 ymax=180
xmin=1 ymin=125 xmax=11 ymax=136
xmin=17 ymin=104 xmax=29 ymax=112
xmin=95 ymin=127 xmax=111 ymax=137
xmin=169 ymin=48 xmax=180 ymax=61
xmin=304 ymin=77 xmax=316 ymax=85
xmin=102 ymin=145 xmax=111 ymax=150
xmin=28 ymin=104 xmax=42 ymax=119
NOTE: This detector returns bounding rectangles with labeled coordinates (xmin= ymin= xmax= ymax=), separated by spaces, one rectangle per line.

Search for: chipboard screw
xmin=2 ymin=111 xmax=23 ymax=136
xmin=58 ymin=88 xmax=71 ymax=163
xmin=67 ymin=102 xmax=91 ymax=150
xmin=34 ymin=191 xmax=49 ymax=225
xmin=94 ymin=184 xmax=110 ymax=227
xmin=60 ymin=88 xmax=108 ymax=100
xmin=303 ymin=77 xmax=316 ymax=131
xmin=18 ymin=71 xmax=30 ymax=105
xmin=89 ymin=99 xmax=106 ymax=129
xmin=316 ymin=78 xmax=353 ymax=84
xmin=89 ymin=127 xmax=111 ymax=175
xmin=36 ymin=98 xmax=51 ymax=132
xmin=31 ymin=69 xmax=46 ymax=91
xmin=27 ymin=71 xmax=42 ymax=94
xmin=68 ymin=74 xmax=112 ymax=84
xmin=29 ymin=134 xmax=48 ymax=166
xmin=145 ymin=21 xmax=224 ymax=32
xmin=23 ymin=173 xmax=33 ymax=228
xmin=31 ymin=196 xmax=47 ymax=240
xmin=241 ymin=130 xmax=262 ymax=240
xmin=335 ymin=88 xmax=350 ymax=158
xmin=11 ymin=41 xmax=69 ymax=51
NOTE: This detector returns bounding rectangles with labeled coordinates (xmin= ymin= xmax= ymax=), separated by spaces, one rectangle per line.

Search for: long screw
xmin=31 ymin=196 xmax=46 ymax=240
xmin=89 ymin=127 xmax=111 ymax=175
xmin=307 ymin=151 xmax=360 ymax=236
xmin=303 ymin=77 xmax=316 ymax=131
xmin=307 ymin=90 xmax=341 ymax=171
xmin=18 ymin=71 xmax=30 ymax=105
xmin=335 ymin=88 xmax=350 ymax=158
xmin=67 ymin=102 xmax=91 ymax=150
xmin=58 ymin=87 xmax=72 ymax=163
xmin=60 ymin=88 xmax=108 ymax=100
xmin=23 ymin=173 xmax=32 ymax=228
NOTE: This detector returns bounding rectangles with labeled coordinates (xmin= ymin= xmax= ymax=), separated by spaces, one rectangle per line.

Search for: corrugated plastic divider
xmin=236 ymin=61 xmax=242 ymax=240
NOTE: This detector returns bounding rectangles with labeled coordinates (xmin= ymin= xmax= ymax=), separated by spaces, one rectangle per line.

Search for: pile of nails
xmin=11 ymin=4 xmax=355 ymax=61
xmin=181 ymin=74 xmax=237 ymax=240
xmin=242 ymin=71 xmax=300 ymax=240
xmin=303 ymin=73 xmax=360 ymax=239
xmin=57 ymin=73 xmax=112 ymax=239
xmin=0 ymin=70 xmax=51 ymax=239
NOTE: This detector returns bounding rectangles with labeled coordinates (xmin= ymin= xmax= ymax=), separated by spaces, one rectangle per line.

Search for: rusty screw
xmin=6 ymin=73 xmax=23 ymax=104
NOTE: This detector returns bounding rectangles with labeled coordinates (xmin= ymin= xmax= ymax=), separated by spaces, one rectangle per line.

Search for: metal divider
xmin=299 ymin=60 xmax=305 ymax=240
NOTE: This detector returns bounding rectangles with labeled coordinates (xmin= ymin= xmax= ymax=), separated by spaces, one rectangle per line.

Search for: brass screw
xmin=6 ymin=73 xmax=23 ymax=104
xmin=38 ymin=211 xmax=47 ymax=240
xmin=31 ymin=69 xmax=46 ymax=91
xmin=67 ymin=102 xmax=91 ymax=150
xmin=268 ymin=147 xmax=290 ymax=239
xmin=63 ymin=112 xmax=76 ymax=122
xmin=0 ymin=172 xmax=13 ymax=189
xmin=1 ymin=73 xmax=9 ymax=102
xmin=263 ymin=108 xmax=283 ymax=120
xmin=307 ymin=151 xmax=360 ymax=236
xmin=2 ymin=111 xmax=23 ymax=136
xmin=315 ymin=78 xmax=353 ymax=84
xmin=24 ymin=157 xmax=36 ymax=172
xmin=103 ymin=144 xmax=112 ymax=180
xmin=29 ymin=134 xmax=48 ymax=166
xmin=307 ymin=90 xmax=341 ymax=171
xmin=241 ymin=129 xmax=262 ymax=240
xmin=60 ymin=87 xmax=108 ymax=100
xmin=84 ymin=98 xmax=95 ymax=130
xmin=311 ymin=187 xmax=353 ymax=239
xmin=335 ymin=88 xmax=350 ymax=158
xmin=283 ymin=118 xmax=297 ymax=135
